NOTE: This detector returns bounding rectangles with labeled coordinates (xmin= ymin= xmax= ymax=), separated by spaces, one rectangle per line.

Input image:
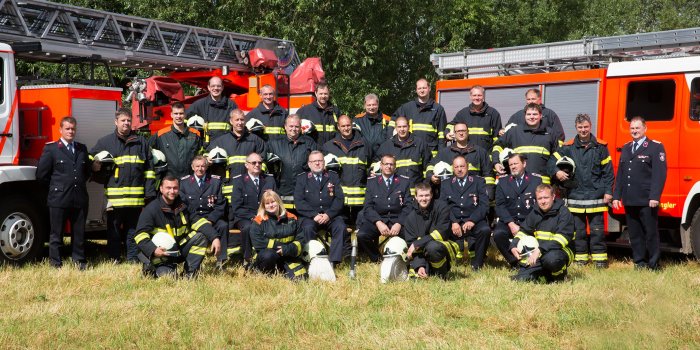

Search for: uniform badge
xmin=643 ymin=141 xmax=648 ymax=148
xmin=525 ymin=199 xmax=531 ymax=209
xmin=207 ymin=195 xmax=217 ymax=208
xmin=660 ymin=152 xmax=665 ymax=162
xmin=327 ymin=182 xmax=334 ymax=197
xmin=398 ymin=193 xmax=404 ymax=206
xmin=472 ymin=194 xmax=478 ymax=206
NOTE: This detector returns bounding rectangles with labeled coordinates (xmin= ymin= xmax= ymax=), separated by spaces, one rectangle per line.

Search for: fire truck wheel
xmin=0 ymin=198 xmax=45 ymax=264
xmin=691 ymin=209 xmax=700 ymax=260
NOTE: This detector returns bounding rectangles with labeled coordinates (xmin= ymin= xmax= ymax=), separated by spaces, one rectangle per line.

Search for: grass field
xmin=1 ymin=246 xmax=700 ymax=349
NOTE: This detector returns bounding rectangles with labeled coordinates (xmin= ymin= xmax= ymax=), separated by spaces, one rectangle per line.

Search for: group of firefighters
xmin=35 ymin=76 xmax=667 ymax=283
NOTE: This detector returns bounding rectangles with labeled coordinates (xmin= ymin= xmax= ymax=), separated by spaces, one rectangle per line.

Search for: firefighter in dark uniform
xmin=502 ymin=88 xmax=565 ymax=142
xmin=266 ymin=114 xmax=317 ymax=210
xmin=250 ymin=190 xmax=307 ymax=280
xmin=91 ymin=108 xmax=156 ymax=263
xmin=510 ymin=184 xmax=574 ymax=283
xmin=493 ymin=153 xmax=542 ymax=268
xmin=388 ymin=78 xmax=447 ymax=157
xmin=356 ymin=154 xmax=413 ymax=261
xmin=428 ymin=121 xmax=494 ymax=197
xmin=134 ymin=175 xmax=220 ymax=278
xmin=447 ymin=85 xmax=502 ymax=152
xmin=613 ymin=116 xmax=667 ymax=270
xmin=206 ymin=109 xmax=266 ymax=203
xmin=552 ymin=113 xmax=614 ymax=267
xmin=354 ymin=93 xmax=390 ymax=162
xmin=245 ymin=84 xmax=288 ymax=141
xmin=297 ymin=82 xmax=342 ymax=146
xmin=322 ymin=114 xmax=369 ymax=217
xmin=36 ymin=116 xmax=91 ymax=269
xmin=151 ymin=102 xmax=202 ymax=178
xmin=493 ymin=103 xmax=559 ymax=185
xmin=440 ymin=156 xmax=490 ymax=270
xmin=405 ymin=182 xmax=460 ymax=279
xmin=186 ymin=76 xmax=237 ymax=145
xmin=377 ymin=116 xmax=432 ymax=193
xmin=179 ymin=155 xmax=227 ymax=267
xmin=294 ymin=151 xmax=347 ymax=266
xmin=230 ymin=152 xmax=277 ymax=263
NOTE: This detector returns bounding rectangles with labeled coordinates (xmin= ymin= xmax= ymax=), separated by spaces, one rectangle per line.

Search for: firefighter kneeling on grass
xmin=510 ymin=184 xmax=574 ymax=283
xmin=134 ymin=175 xmax=221 ymax=278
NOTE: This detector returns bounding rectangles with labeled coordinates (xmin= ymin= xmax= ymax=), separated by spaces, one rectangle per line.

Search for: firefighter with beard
xmin=297 ymin=82 xmax=342 ymax=146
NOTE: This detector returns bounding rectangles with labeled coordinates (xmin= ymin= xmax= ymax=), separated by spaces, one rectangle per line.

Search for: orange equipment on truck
xmin=431 ymin=27 xmax=700 ymax=257
xmin=0 ymin=0 xmax=324 ymax=263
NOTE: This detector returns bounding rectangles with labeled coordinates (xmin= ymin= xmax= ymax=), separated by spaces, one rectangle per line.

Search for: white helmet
xmin=301 ymin=119 xmax=315 ymax=134
xmin=151 ymin=149 xmax=167 ymax=173
xmin=517 ymin=235 xmax=539 ymax=266
xmin=499 ymin=147 xmax=515 ymax=173
xmin=324 ymin=153 xmax=341 ymax=171
xmin=186 ymin=114 xmax=205 ymax=131
xmin=94 ymin=150 xmax=114 ymax=163
xmin=352 ymin=122 xmax=362 ymax=133
xmin=302 ymin=239 xmax=328 ymax=262
xmin=246 ymin=118 xmax=265 ymax=133
xmin=556 ymin=156 xmax=576 ymax=176
xmin=382 ymin=236 xmax=408 ymax=262
xmin=503 ymin=123 xmax=518 ymax=134
xmin=433 ymin=161 xmax=453 ymax=180
xmin=380 ymin=255 xmax=409 ymax=284
xmin=266 ymin=152 xmax=281 ymax=164
xmin=370 ymin=161 xmax=381 ymax=176
xmin=151 ymin=231 xmax=176 ymax=250
xmin=208 ymin=146 xmax=228 ymax=165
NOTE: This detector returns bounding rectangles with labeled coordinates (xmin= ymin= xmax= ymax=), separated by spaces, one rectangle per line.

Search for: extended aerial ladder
xmin=431 ymin=27 xmax=700 ymax=78
xmin=0 ymin=0 xmax=299 ymax=74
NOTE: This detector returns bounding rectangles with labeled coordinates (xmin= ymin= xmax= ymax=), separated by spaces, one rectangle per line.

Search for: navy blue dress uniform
xmin=552 ymin=135 xmax=614 ymax=265
xmin=388 ymin=99 xmax=447 ymax=156
xmin=427 ymin=143 xmax=495 ymax=197
xmin=36 ymin=139 xmax=91 ymax=268
xmin=404 ymin=199 xmax=459 ymax=279
xmin=507 ymin=105 xmax=565 ymax=142
xmin=353 ymin=112 xmax=390 ymax=162
xmin=510 ymin=198 xmax=575 ymax=282
xmin=322 ymin=132 xmax=370 ymax=207
xmin=91 ymin=131 xmax=156 ymax=262
xmin=206 ymin=130 xmax=266 ymax=202
xmin=245 ymin=102 xmax=288 ymax=141
xmin=186 ymin=95 xmax=237 ymax=145
xmin=297 ymin=101 xmax=342 ymax=146
xmin=449 ymin=102 xmax=502 ymax=152
xmin=250 ymin=211 xmax=307 ymax=280
xmin=356 ymin=174 xmax=413 ymax=261
xmin=439 ymin=174 xmax=491 ymax=270
xmin=376 ymin=133 xmax=432 ymax=191
xmin=133 ymin=195 xmax=212 ymax=278
xmin=267 ymin=135 xmax=317 ymax=209
xmin=230 ymin=173 xmax=277 ymax=261
xmin=493 ymin=123 xmax=559 ymax=184
xmin=613 ymin=138 xmax=667 ymax=269
xmin=150 ymin=125 xmax=202 ymax=178
xmin=493 ymin=172 xmax=542 ymax=267
xmin=179 ymin=174 xmax=227 ymax=264
xmin=293 ymin=170 xmax=347 ymax=264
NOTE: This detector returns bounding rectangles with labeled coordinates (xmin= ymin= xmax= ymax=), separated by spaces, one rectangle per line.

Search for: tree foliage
xmin=49 ymin=0 xmax=700 ymax=114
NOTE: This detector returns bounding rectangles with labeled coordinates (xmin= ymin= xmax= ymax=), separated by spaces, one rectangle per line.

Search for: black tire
xmin=0 ymin=196 xmax=46 ymax=264
xmin=690 ymin=208 xmax=700 ymax=260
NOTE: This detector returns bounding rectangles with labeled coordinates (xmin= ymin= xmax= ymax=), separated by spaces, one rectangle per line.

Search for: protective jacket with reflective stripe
xmin=185 ymin=95 xmax=238 ymax=143
xmin=510 ymin=199 xmax=574 ymax=257
xmin=389 ymin=99 xmax=447 ymax=153
xmin=267 ymin=135 xmax=317 ymax=198
xmin=450 ymin=102 xmax=502 ymax=152
xmin=550 ymin=134 xmax=613 ymax=212
xmin=428 ymin=143 xmax=494 ymax=188
xmin=250 ymin=212 xmax=305 ymax=257
xmin=207 ymin=130 xmax=266 ymax=179
xmin=404 ymin=199 xmax=451 ymax=249
xmin=151 ymin=125 xmax=202 ymax=179
xmin=246 ymin=102 xmax=288 ymax=141
xmin=322 ymin=133 xmax=369 ymax=206
xmin=90 ymin=131 xmax=155 ymax=208
xmin=353 ymin=112 xmax=390 ymax=162
xmin=507 ymin=105 xmax=565 ymax=142
xmin=133 ymin=196 xmax=192 ymax=259
xmin=493 ymin=123 xmax=558 ymax=184
xmin=297 ymin=101 xmax=342 ymax=146
xmin=376 ymin=133 xmax=431 ymax=186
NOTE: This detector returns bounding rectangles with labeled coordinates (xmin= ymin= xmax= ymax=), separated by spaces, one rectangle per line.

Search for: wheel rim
xmin=0 ymin=212 xmax=35 ymax=260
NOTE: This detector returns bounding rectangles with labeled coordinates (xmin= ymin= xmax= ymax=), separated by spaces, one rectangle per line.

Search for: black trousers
xmin=493 ymin=221 xmax=519 ymax=266
xmin=253 ymin=249 xmax=307 ymax=280
xmin=458 ymin=220 xmax=491 ymax=269
xmin=107 ymin=207 xmax=141 ymax=261
xmin=233 ymin=219 xmax=253 ymax=261
xmin=572 ymin=212 xmax=607 ymax=263
xmin=625 ymin=206 xmax=660 ymax=268
xmin=410 ymin=240 xmax=451 ymax=279
xmin=513 ymin=249 xmax=570 ymax=283
xmin=300 ymin=216 xmax=347 ymax=264
xmin=48 ymin=206 xmax=86 ymax=266
xmin=140 ymin=231 xmax=210 ymax=278
xmin=357 ymin=219 xmax=401 ymax=262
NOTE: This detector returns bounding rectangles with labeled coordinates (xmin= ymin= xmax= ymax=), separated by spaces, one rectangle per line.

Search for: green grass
xmin=1 ymin=250 xmax=699 ymax=349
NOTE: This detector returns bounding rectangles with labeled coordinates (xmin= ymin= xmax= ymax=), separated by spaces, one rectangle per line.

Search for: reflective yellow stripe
xmin=189 ymin=246 xmax=207 ymax=256
xmin=468 ymin=127 xmax=489 ymax=135
xmin=431 ymin=150 xmax=438 ymax=157
xmin=514 ymin=146 xmax=550 ymax=156
xmin=105 ymin=187 xmax=145 ymax=196
xmin=178 ymin=231 xmax=197 ymax=246
xmin=541 ymin=176 xmax=551 ymax=185
xmin=534 ymin=230 xmax=569 ymax=248
xmin=553 ymin=152 xmax=562 ymax=160
xmin=396 ymin=159 xmax=419 ymax=167
xmin=206 ymin=122 xmax=231 ymax=131
xmin=134 ymin=232 xmax=151 ymax=244
xmin=264 ymin=126 xmax=285 ymax=135
xmin=337 ymin=157 xmax=366 ymax=165
xmin=323 ymin=125 xmax=336 ymax=132
xmin=493 ymin=145 xmax=503 ymax=153
xmin=574 ymin=254 xmax=589 ymax=261
xmin=430 ymin=230 xmax=442 ymax=241
xmin=283 ymin=203 xmax=295 ymax=209
xmin=515 ymin=232 xmax=527 ymax=240
xmin=113 ymin=155 xmax=144 ymax=165
xmin=411 ymin=123 xmax=437 ymax=133
xmin=192 ymin=217 xmax=210 ymax=231
xmin=430 ymin=257 xmax=447 ymax=269
xmin=88 ymin=154 xmax=94 ymax=161
xmin=345 ymin=197 xmax=365 ymax=206
xmin=144 ymin=170 xmax=156 ymax=179
xmin=227 ymin=155 xmax=247 ymax=165
xmin=558 ymin=140 xmax=564 ymax=147
xmin=601 ymin=156 xmax=611 ymax=165
xmin=222 ymin=185 xmax=233 ymax=194
xmin=110 ymin=198 xmax=144 ymax=207
xmin=267 ymin=240 xmax=275 ymax=249
xmin=410 ymin=188 xmax=416 ymax=197
xmin=591 ymin=253 xmax=608 ymax=261
xmin=568 ymin=206 xmax=608 ymax=213
xmin=341 ymin=186 xmax=365 ymax=195
xmin=227 ymin=246 xmax=241 ymax=255
xmin=293 ymin=241 xmax=302 ymax=256
xmin=485 ymin=176 xmax=496 ymax=185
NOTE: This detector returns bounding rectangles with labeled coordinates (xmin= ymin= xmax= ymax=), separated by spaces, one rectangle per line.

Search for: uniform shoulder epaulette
xmin=232 ymin=174 xmax=243 ymax=179
xmin=563 ymin=138 xmax=575 ymax=146
xmin=399 ymin=175 xmax=410 ymax=179
xmin=623 ymin=140 xmax=633 ymax=145
xmin=367 ymin=175 xmax=377 ymax=180
xmin=530 ymin=173 xmax=542 ymax=178
xmin=45 ymin=141 xmax=56 ymax=145
xmin=652 ymin=140 xmax=662 ymax=144
xmin=156 ymin=126 xmax=171 ymax=136
xmin=180 ymin=175 xmax=192 ymax=180
xmin=211 ymin=174 xmax=221 ymax=179
xmin=263 ymin=173 xmax=274 ymax=177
